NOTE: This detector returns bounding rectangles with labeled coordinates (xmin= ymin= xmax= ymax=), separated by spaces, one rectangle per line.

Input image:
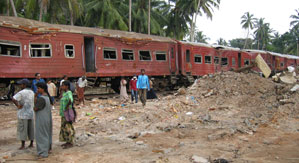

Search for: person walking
xmin=34 ymin=82 xmax=53 ymax=158
xmin=129 ymin=76 xmax=138 ymax=103
xmin=12 ymin=79 xmax=35 ymax=150
xmin=147 ymin=78 xmax=158 ymax=99
xmin=47 ymin=79 xmax=56 ymax=109
xmin=137 ymin=69 xmax=150 ymax=106
xmin=32 ymin=73 xmax=45 ymax=96
xmin=76 ymin=76 xmax=88 ymax=106
xmin=120 ymin=77 xmax=129 ymax=103
xmin=59 ymin=80 xmax=75 ymax=149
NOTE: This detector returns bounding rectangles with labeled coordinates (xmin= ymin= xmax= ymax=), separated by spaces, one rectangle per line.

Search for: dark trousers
xmin=131 ymin=90 xmax=138 ymax=103
xmin=138 ymin=89 xmax=147 ymax=106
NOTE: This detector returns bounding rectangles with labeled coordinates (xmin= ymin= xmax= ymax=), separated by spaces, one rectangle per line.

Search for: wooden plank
xmin=255 ymin=54 xmax=271 ymax=78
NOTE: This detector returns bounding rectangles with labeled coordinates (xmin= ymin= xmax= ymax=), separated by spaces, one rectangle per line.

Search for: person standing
xmin=32 ymin=73 xmax=45 ymax=95
xmin=34 ymin=82 xmax=53 ymax=158
xmin=59 ymin=75 xmax=68 ymax=97
xmin=47 ymin=79 xmax=57 ymax=110
xmin=59 ymin=80 xmax=75 ymax=149
xmin=120 ymin=77 xmax=129 ymax=103
xmin=129 ymin=76 xmax=138 ymax=103
xmin=137 ymin=69 xmax=150 ymax=106
xmin=12 ymin=79 xmax=35 ymax=150
xmin=7 ymin=80 xmax=15 ymax=100
xmin=76 ymin=76 xmax=88 ymax=106
xmin=147 ymin=78 xmax=158 ymax=99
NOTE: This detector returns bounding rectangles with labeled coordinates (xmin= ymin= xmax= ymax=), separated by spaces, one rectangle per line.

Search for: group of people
xmin=120 ymin=69 xmax=158 ymax=106
xmin=11 ymin=73 xmax=87 ymax=158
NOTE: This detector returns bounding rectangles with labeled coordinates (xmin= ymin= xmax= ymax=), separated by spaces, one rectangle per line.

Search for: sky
xmin=195 ymin=0 xmax=299 ymax=44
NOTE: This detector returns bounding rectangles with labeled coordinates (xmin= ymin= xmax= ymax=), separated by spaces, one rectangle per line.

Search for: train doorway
xmin=238 ymin=52 xmax=241 ymax=68
xmin=84 ymin=37 xmax=95 ymax=72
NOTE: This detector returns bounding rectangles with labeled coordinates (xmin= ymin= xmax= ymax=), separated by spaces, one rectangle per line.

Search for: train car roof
xmin=0 ymin=16 xmax=176 ymax=43
xmin=179 ymin=41 xmax=213 ymax=48
xmin=212 ymin=45 xmax=240 ymax=51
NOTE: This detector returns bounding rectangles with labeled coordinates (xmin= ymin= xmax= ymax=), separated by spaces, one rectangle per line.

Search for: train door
xmin=84 ymin=37 xmax=95 ymax=72
xmin=238 ymin=52 xmax=241 ymax=68
xmin=170 ymin=45 xmax=176 ymax=73
xmin=185 ymin=49 xmax=192 ymax=73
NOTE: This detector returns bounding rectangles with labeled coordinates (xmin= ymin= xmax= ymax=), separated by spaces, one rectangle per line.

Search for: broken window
xmin=30 ymin=44 xmax=51 ymax=57
xmin=232 ymin=58 xmax=236 ymax=66
xmin=221 ymin=57 xmax=228 ymax=66
xmin=103 ymin=47 xmax=117 ymax=60
xmin=244 ymin=59 xmax=250 ymax=65
xmin=186 ymin=50 xmax=190 ymax=62
xmin=139 ymin=50 xmax=151 ymax=61
xmin=205 ymin=56 xmax=212 ymax=64
xmin=0 ymin=40 xmax=21 ymax=57
xmin=194 ymin=55 xmax=202 ymax=63
xmin=65 ymin=44 xmax=75 ymax=58
xmin=214 ymin=56 xmax=219 ymax=64
xmin=280 ymin=62 xmax=284 ymax=67
xmin=156 ymin=51 xmax=166 ymax=61
xmin=122 ymin=49 xmax=134 ymax=60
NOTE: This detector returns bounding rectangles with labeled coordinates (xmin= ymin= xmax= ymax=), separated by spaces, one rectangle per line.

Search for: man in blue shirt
xmin=31 ymin=73 xmax=45 ymax=95
xmin=137 ymin=69 xmax=150 ymax=106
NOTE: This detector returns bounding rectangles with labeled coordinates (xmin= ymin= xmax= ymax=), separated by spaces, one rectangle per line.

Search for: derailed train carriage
xmin=0 ymin=16 xmax=299 ymax=93
xmin=0 ymin=16 xmax=178 ymax=92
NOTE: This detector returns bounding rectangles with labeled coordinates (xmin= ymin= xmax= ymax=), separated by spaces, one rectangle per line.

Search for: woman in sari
xmin=59 ymin=80 xmax=75 ymax=149
xmin=120 ymin=77 xmax=129 ymax=103
xmin=34 ymin=82 xmax=53 ymax=158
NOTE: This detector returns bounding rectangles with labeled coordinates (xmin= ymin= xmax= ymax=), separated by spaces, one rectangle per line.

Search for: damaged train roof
xmin=0 ymin=16 xmax=176 ymax=43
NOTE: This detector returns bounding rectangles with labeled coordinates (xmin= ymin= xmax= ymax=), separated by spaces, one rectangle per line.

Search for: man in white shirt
xmin=12 ymin=79 xmax=35 ymax=150
xmin=76 ymin=76 xmax=88 ymax=105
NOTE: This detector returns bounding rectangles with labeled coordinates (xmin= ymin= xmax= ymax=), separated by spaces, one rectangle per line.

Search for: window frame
xmin=29 ymin=43 xmax=52 ymax=58
xmin=194 ymin=54 xmax=202 ymax=64
xmin=139 ymin=50 xmax=152 ymax=61
xmin=221 ymin=57 xmax=228 ymax=66
xmin=232 ymin=57 xmax=236 ymax=66
xmin=64 ymin=44 xmax=75 ymax=58
xmin=204 ymin=55 xmax=212 ymax=64
xmin=103 ymin=47 xmax=117 ymax=60
xmin=244 ymin=59 xmax=250 ymax=66
xmin=121 ymin=49 xmax=135 ymax=61
xmin=0 ymin=40 xmax=22 ymax=57
xmin=155 ymin=51 xmax=167 ymax=62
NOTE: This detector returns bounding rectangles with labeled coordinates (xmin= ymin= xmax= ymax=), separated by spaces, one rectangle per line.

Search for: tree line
xmin=1 ymin=0 xmax=298 ymax=55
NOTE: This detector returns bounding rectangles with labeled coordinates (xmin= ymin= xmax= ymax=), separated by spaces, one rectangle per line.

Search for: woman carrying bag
xmin=59 ymin=80 xmax=75 ymax=149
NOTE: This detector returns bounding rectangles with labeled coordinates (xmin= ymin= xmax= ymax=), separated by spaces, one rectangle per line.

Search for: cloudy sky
xmin=195 ymin=0 xmax=299 ymax=44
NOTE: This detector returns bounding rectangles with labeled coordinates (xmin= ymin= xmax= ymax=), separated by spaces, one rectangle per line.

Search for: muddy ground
xmin=0 ymin=71 xmax=299 ymax=163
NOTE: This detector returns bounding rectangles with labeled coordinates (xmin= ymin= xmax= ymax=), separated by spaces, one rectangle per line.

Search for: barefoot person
xmin=34 ymin=82 xmax=53 ymax=158
xmin=12 ymin=79 xmax=35 ymax=150
xmin=59 ymin=81 xmax=75 ymax=149
xmin=76 ymin=76 xmax=87 ymax=106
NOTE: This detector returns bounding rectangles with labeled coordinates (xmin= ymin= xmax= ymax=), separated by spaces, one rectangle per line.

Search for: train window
xmin=0 ymin=40 xmax=21 ymax=57
xmin=232 ymin=58 xmax=236 ymax=66
xmin=122 ymin=49 xmax=134 ymax=60
xmin=221 ymin=58 xmax=228 ymax=66
xmin=280 ymin=62 xmax=284 ymax=67
xmin=103 ymin=47 xmax=117 ymax=60
xmin=30 ymin=44 xmax=51 ymax=57
xmin=139 ymin=50 xmax=151 ymax=61
xmin=171 ymin=47 xmax=174 ymax=59
xmin=204 ymin=56 xmax=212 ymax=64
xmin=194 ymin=55 xmax=202 ymax=63
xmin=244 ymin=59 xmax=250 ymax=65
xmin=156 ymin=51 xmax=167 ymax=61
xmin=214 ymin=56 xmax=219 ymax=64
xmin=64 ymin=44 xmax=75 ymax=58
xmin=186 ymin=50 xmax=190 ymax=62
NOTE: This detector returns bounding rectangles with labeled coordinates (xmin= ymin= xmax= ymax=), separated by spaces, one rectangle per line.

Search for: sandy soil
xmin=0 ymin=71 xmax=299 ymax=163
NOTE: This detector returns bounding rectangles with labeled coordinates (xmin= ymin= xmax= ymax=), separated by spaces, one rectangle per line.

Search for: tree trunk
xmin=39 ymin=0 xmax=44 ymax=21
xmin=148 ymin=0 xmax=151 ymax=35
xmin=297 ymin=39 xmax=299 ymax=56
xmin=191 ymin=0 xmax=201 ymax=42
xmin=129 ymin=0 xmax=132 ymax=32
xmin=9 ymin=0 xmax=17 ymax=17
xmin=68 ymin=0 xmax=74 ymax=25
xmin=190 ymin=14 xmax=194 ymax=41
xmin=243 ymin=28 xmax=250 ymax=49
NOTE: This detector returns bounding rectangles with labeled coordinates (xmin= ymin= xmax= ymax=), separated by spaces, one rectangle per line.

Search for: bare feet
xmin=28 ymin=144 xmax=34 ymax=148
xmin=18 ymin=146 xmax=25 ymax=150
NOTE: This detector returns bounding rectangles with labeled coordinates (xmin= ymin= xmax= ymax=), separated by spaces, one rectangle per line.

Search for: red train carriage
xmin=0 ymin=16 xmax=178 ymax=91
xmin=178 ymin=41 xmax=216 ymax=83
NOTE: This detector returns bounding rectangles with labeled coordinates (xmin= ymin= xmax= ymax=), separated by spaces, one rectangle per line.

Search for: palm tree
xmin=241 ymin=12 xmax=256 ymax=49
xmin=148 ymin=0 xmax=151 ymax=35
xmin=190 ymin=0 xmax=220 ymax=42
xmin=194 ymin=31 xmax=210 ymax=43
xmin=216 ymin=38 xmax=228 ymax=46
xmin=129 ymin=0 xmax=132 ymax=32
xmin=10 ymin=0 xmax=18 ymax=17
xmin=290 ymin=9 xmax=299 ymax=55
xmin=254 ymin=18 xmax=273 ymax=50
xmin=290 ymin=9 xmax=299 ymax=28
